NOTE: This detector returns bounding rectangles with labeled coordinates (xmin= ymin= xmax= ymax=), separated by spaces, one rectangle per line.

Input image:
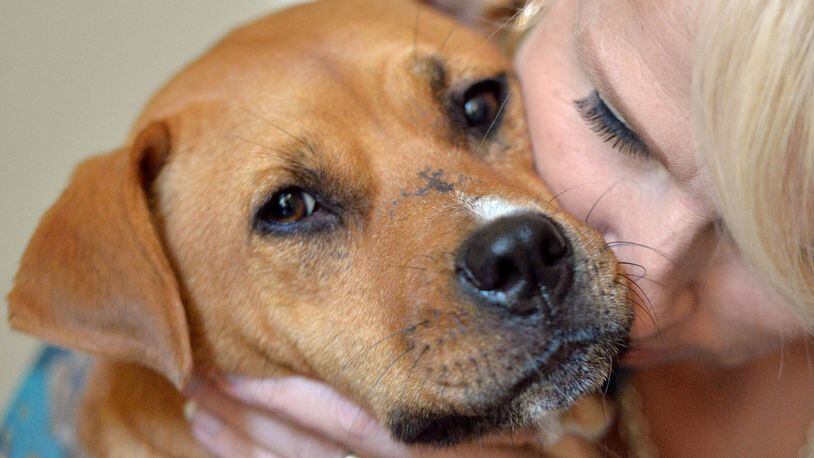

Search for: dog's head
xmin=8 ymin=0 xmax=631 ymax=447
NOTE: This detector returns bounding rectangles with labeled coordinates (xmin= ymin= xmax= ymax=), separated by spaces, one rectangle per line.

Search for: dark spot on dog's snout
xmin=401 ymin=168 xmax=454 ymax=197
xmin=419 ymin=168 xmax=455 ymax=193
xmin=399 ymin=167 xmax=457 ymax=198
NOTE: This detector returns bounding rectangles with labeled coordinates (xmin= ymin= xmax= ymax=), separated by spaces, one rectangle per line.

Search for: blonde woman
xmin=185 ymin=0 xmax=814 ymax=455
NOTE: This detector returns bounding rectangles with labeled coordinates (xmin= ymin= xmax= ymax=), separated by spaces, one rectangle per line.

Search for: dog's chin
xmin=386 ymin=343 xmax=615 ymax=447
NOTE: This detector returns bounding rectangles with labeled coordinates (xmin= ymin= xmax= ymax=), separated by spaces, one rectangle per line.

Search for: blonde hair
xmin=517 ymin=0 xmax=814 ymax=326
xmin=695 ymin=0 xmax=814 ymax=326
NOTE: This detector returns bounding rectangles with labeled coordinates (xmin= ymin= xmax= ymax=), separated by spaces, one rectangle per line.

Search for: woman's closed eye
xmin=575 ymin=90 xmax=651 ymax=159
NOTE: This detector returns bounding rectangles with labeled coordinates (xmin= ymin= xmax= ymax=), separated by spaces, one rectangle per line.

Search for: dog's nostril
xmin=540 ymin=227 xmax=569 ymax=265
xmin=458 ymin=255 xmax=519 ymax=292
xmin=493 ymin=257 xmax=520 ymax=290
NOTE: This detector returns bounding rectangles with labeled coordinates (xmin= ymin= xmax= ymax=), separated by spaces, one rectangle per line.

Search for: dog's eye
xmin=253 ymin=186 xmax=338 ymax=236
xmin=463 ymin=90 xmax=498 ymax=128
xmin=457 ymin=77 xmax=507 ymax=138
xmin=260 ymin=187 xmax=317 ymax=224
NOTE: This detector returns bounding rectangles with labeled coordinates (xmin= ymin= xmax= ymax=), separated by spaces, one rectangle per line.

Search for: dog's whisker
xmin=546 ymin=181 xmax=595 ymax=206
xmin=477 ymin=87 xmax=514 ymax=152
xmin=632 ymin=275 xmax=670 ymax=289
xmin=409 ymin=344 xmax=431 ymax=373
xmin=617 ymin=274 xmax=660 ymax=327
xmin=606 ymin=240 xmax=681 ymax=268
xmin=584 ymin=180 xmax=622 ymax=225
xmin=333 ymin=320 xmax=431 ymax=385
xmin=617 ymin=260 xmax=647 ymax=281
xmin=400 ymin=343 xmax=431 ymax=415
xmin=519 ymin=346 xmax=547 ymax=387
xmin=602 ymin=351 xmax=614 ymax=399
xmin=231 ymin=135 xmax=290 ymax=156
xmin=364 ymin=320 xmax=429 ymax=353
xmin=614 ymin=281 xmax=654 ymax=328
xmin=457 ymin=12 xmax=525 ymax=89
xmin=618 ymin=259 xmax=671 ymax=289
xmin=478 ymin=5 xmax=525 ymax=48
xmin=436 ymin=20 xmax=459 ymax=55
xmin=238 ymin=106 xmax=319 ymax=156
xmin=616 ymin=279 xmax=649 ymax=309
xmin=372 ymin=345 xmax=414 ymax=392
xmin=614 ymin=279 xmax=658 ymax=330
xmin=624 ymin=297 xmax=651 ymax=323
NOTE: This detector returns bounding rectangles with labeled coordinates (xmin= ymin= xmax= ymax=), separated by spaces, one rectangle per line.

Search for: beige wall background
xmin=0 ymin=0 xmax=308 ymax=413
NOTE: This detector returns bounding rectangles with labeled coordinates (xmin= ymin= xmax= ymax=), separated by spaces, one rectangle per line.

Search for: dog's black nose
xmin=456 ymin=213 xmax=572 ymax=316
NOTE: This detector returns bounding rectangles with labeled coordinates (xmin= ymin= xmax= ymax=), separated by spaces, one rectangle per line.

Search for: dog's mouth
xmin=368 ymin=209 xmax=634 ymax=447
xmin=386 ymin=332 xmax=622 ymax=447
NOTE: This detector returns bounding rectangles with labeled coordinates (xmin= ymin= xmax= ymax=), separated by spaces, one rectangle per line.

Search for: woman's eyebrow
xmin=574 ymin=26 xmax=669 ymax=164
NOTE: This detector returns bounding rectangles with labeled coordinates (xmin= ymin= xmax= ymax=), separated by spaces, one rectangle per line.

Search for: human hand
xmin=183 ymin=375 xmax=544 ymax=457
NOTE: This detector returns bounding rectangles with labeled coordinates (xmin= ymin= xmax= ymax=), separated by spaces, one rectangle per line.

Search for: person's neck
xmin=631 ymin=339 xmax=814 ymax=457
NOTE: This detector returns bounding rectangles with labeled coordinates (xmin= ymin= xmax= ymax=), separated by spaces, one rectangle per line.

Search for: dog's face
xmin=9 ymin=0 xmax=631 ymax=447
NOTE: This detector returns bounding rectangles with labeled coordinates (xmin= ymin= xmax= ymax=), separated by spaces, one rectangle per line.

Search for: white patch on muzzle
xmin=456 ymin=191 xmax=540 ymax=222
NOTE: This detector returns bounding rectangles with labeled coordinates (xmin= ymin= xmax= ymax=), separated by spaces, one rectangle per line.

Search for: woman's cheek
xmin=518 ymin=50 xmax=593 ymax=217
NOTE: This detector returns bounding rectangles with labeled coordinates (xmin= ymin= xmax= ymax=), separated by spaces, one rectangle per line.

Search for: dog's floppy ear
xmin=7 ymin=122 xmax=192 ymax=389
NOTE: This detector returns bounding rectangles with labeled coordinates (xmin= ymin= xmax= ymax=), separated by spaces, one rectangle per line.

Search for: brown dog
xmin=7 ymin=0 xmax=631 ymax=456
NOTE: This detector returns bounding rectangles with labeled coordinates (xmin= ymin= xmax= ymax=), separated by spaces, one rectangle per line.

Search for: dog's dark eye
xmin=463 ymin=90 xmax=498 ymax=128
xmin=254 ymin=187 xmax=335 ymax=235
xmin=264 ymin=187 xmax=317 ymax=223
xmin=457 ymin=77 xmax=507 ymax=138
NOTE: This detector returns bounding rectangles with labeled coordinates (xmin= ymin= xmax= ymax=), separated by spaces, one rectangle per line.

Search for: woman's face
xmin=516 ymin=0 xmax=806 ymax=367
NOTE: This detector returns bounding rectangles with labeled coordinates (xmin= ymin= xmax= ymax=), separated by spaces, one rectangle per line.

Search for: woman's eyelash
xmin=574 ymin=91 xmax=650 ymax=158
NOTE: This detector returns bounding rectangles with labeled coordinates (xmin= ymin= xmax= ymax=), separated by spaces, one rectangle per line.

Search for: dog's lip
xmin=388 ymin=330 xmax=615 ymax=446
xmin=509 ymin=333 xmax=591 ymax=390
xmin=388 ymin=335 xmax=612 ymax=446
xmin=505 ymin=327 xmax=626 ymax=401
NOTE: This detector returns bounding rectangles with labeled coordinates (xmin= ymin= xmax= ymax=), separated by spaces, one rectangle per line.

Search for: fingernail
xmin=183 ymin=400 xmax=197 ymax=420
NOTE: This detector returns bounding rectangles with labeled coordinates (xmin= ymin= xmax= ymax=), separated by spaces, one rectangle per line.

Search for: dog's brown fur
xmin=8 ymin=1 xmax=631 ymax=456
